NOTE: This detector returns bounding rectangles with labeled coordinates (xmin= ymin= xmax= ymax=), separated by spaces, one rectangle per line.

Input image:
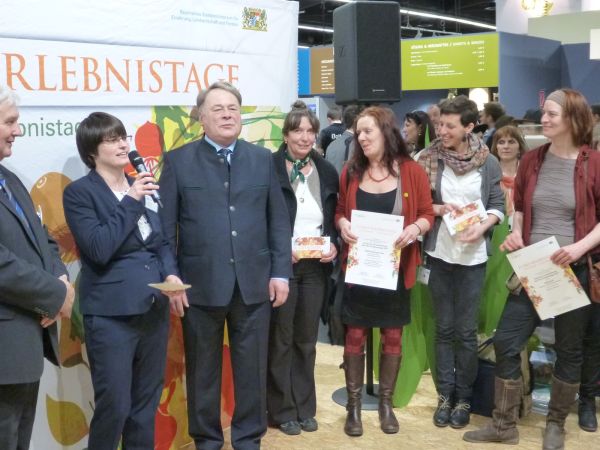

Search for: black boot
xmin=450 ymin=399 xmax=471 ymax=429
xmin=578 ymin=394 xmax=598 ymax=432
xmin=378 ymin=354 xmax=401 ymax=434
xmin=343 ymin=354 xmax=365 ymax=437
xmin=433 ymin=392 xmax=453 ymax=427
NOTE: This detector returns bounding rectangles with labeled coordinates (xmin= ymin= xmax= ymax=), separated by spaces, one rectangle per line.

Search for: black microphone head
xmin=128 ymin=150 xmax=142 ymax=165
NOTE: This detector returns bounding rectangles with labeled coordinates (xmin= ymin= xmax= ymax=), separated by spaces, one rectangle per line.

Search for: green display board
xmin=401 ymin=33 xmax=499 ymax=90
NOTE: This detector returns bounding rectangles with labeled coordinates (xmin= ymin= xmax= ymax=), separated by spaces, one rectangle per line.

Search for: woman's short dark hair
xmin=404 ymin=110 xmax=437 ymax=151
xmin=439 ymin=95 xmax=479 ymax=127
xmin=76 ymin=112 xmax=127 ymax=169
xmin=282 ymin=100 xmax=320 ymax=136
xmin=348 ymin=106 xmax=410 ymax=180
xmin=490 ymin=125 xmax=528 ymax=160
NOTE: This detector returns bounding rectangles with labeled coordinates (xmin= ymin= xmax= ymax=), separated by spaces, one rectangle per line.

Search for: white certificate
xmin=506 ymin=236 xmax=590 ymax=320
xmin=345 ymin=210 xmax=404 ymax=290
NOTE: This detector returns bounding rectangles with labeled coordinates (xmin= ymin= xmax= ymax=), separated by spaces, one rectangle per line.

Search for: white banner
xmin=0 ymin=37 xmax=290 ymax=107
xmin=0 ymin=1 xmax=297 ymax=448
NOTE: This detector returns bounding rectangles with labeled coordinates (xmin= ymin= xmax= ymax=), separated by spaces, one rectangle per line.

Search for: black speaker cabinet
xmin=333 ymin=1 xmax=401 ymax=105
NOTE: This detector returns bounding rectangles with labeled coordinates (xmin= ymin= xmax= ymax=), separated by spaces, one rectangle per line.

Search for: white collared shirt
xmin=427 ymin=167 xmax=490 ymax=266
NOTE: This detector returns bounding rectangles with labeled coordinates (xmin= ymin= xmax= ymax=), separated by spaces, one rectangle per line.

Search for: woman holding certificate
xmin=417 ymin=95 xmax=505 ymax=429
xmin=336 ymin=106 xmax=434 ymax=436
xmin=62 ymin=112 xmax=187 ymax=449
xmin=267 ymin=101 xmax=339 ymax=435
xmin=464 ymin=89 xmax=600 ymax=448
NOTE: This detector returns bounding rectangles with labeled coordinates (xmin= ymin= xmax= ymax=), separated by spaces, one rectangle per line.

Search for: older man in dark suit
xmin=0 ymin=87 xmax=74 ymax=449
xmin=159 ymin=81 xmax=292 ymax=450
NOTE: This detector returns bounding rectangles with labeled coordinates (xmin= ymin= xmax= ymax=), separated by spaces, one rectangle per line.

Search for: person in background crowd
xmin=490 ymin=125 xmax=528 ymax=218
xmin=592 ymin=104 xmax=600 ymax=151
xmin=480 ymin=102 xmax=506 ymax=149
xmin=463 ymin=88 xmax=600 ymax=449
xmin=0 ymin=86 xmax=74 ymax=450
xmin=317 ymin=105 xmax=344 ymax=155
xmin=591 ymin=104 xmax=600 ymax=124
xmin=63 ymin=112 xmax=186 ymax=450
xmin=418 ymin=95 xmax=504 ymax=430
xmin=267 ymin=101 xmax=339 ymax=435
xmin=336 ymin=106 xmax=434 ymax=437
xmin=427 ymin=103 xmax=442 ymax=135
xmin=402 ymin=110 xmax=437 ymax=160
xmin=494 ymin=115 xmax=517 ymax=131
xmin=159 ymin=81 xmax=292 ymax=450
xmin=326 ymin=104 xmax=362 ymax=176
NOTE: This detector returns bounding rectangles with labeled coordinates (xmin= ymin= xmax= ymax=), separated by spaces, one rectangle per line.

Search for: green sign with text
xmin=401 ymin=33 xmax=499 ymax=90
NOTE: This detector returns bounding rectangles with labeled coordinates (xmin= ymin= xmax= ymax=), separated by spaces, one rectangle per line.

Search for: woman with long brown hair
xmin=336 ymin=106 xmax=434 ymax=436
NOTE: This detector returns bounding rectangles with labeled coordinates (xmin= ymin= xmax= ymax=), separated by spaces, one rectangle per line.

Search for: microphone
xmin=128 ymin=150 xmax=163 ymax=208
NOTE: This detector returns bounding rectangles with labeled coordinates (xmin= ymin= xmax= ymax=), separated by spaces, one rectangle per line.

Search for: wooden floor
xmin=217 ymin=342 xmax=598 ymax=450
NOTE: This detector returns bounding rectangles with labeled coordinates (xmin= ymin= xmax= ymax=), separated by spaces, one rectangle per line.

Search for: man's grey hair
xmin=196 ymin=81 xmax=242 ymax=110
xmin=0 ymin=86 xmax=19 ymax=107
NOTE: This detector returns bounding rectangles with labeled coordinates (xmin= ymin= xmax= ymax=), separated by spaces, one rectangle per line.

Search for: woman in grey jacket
xmin=417 ymin=95 xmax=504 ymax=429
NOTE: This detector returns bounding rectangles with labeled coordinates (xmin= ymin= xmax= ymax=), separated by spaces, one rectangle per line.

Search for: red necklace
xmin=367 ymin=167 xmax=389 ymax=182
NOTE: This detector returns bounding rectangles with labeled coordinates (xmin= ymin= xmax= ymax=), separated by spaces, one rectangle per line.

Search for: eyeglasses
xmin=103 ymin=135 xmax=132 ymax=145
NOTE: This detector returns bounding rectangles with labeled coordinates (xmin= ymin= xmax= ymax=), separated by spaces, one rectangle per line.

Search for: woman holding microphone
xmin=63 ymin=112 xmax=187 ymax=450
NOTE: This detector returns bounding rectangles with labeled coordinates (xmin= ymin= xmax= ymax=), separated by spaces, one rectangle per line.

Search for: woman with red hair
xmin=336 ymin=106 xmax=434 ymax=436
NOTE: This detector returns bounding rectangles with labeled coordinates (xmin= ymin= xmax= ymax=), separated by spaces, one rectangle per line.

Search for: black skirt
xmin=341 ymin=274 xmax=411 ymax=328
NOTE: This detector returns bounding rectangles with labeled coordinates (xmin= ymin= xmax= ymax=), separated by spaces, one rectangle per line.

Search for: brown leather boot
xmin=378 ymin=354 xmax=400 ymax=434
xmin=462 ymin=377 xmax=522 ymax=444
xmin=343 ymin=353 xmax=365 ymax=437
xmin=542 ymin=376 xmax=580 ymax=450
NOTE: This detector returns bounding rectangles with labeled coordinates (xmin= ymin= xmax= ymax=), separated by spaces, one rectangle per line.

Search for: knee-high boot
xmin=462 ymin=377 xmax=522 ymax=444
xmin=378 ymin=354 xmax=400 ymax=434
xmin=542 ymin=375 xmax=580 ymax=450
xmin=343 ymin=354 xmax=365 ymax=437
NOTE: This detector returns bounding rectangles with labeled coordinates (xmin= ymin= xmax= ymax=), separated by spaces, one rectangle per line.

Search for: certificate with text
xmin=345 ymin=210 xmax=404 ymax=290
xmin=506 ymin=236 xmax=590 ymax=320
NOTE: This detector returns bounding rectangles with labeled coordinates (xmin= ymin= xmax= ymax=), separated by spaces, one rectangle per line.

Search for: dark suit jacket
xmin=0 ymin=165 xmax=67 ymax=385
xmin=63 ymin=170 xmax=178 ymax=316
xmin=272 ymin=146 xmax=340 ymax=252
xmin=159 ymin=137 xmax=292 ymax=306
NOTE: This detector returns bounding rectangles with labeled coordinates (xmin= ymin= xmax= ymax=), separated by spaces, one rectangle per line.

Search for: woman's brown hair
xmin=348 ymin=106 xmax=410 ymax=180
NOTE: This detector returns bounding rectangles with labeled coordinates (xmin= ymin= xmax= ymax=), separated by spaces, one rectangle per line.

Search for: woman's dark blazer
xmin=272 ymin=145 xmax=340 ymax=253
xmin=63 ymin=169 xmax=178 ymax=316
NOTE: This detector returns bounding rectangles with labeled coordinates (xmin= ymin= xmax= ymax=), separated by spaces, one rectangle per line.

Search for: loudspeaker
xmin=333 ymin=1 xmax=401 ymax=105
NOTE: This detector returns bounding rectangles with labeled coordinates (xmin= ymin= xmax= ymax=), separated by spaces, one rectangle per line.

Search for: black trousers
xmin=84 ymin=300 xmax=169 ymax=450
xmin=0 ymin=381 xmax=39 ymax=450
xmin=182 ymin=286 xmax=271 ymax=450
xmin=267 ymin=259 xmax=326 ymax=424
xmin=495 ymin=264 xmax=600 ymax=386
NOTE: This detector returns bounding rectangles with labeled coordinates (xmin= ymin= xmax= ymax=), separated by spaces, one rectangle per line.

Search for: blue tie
xmin=0 ymin=176 xmax=30 ymax=229
xmin=218 ymin=148 xmax=232 ymax=166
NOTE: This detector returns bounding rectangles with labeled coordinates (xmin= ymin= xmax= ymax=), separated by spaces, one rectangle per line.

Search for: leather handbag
xmin=587 ymin=254 xmax=600 ymax=303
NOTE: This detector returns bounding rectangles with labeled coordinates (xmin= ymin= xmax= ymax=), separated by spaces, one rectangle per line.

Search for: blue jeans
xmin=428 ymin=257 xmax=486 ymax=399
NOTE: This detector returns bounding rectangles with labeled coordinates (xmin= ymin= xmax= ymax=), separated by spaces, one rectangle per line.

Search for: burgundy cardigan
xmin=514 ymin=143 xmax=600 ymax=254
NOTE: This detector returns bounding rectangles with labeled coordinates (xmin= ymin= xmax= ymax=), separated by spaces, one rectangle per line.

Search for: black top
xmin=319 ymin=122 xmax=345 ymax=154
xmin=342 ymin=188 xmax=411 ymax=328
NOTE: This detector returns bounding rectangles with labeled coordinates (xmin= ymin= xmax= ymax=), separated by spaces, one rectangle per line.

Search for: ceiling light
xmin=298 ymin=24 xmax=334 ymax=33
xmin=400 ymin=8 xmax=496 ymax=30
